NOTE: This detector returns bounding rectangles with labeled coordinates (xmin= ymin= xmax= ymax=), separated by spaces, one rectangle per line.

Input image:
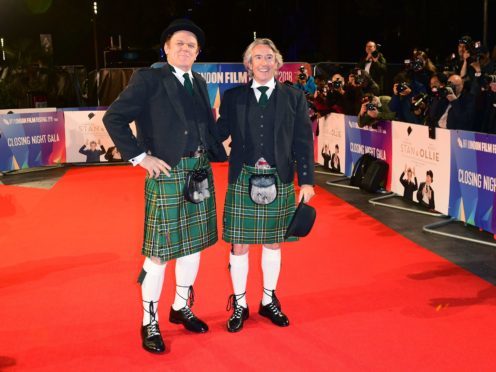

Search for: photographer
xmin=309 ymin=74 xmax=334 ymax=118
xmin=347 ymin=68 xmax=380 ymax=114
xmin=427 ymin=74 xmax=475 ymax=130
xmin=389 ymin=50 xmax=436 ymax=124
xmin=324 ymin=73 xmax=349 ymax=114
xmin=478 ymin=72 xmax=496 ymax=134
xmin=358 ymin=94 xmax=395 ymax=128
xmin=454 ymin=36 xmax=473 ymax=75
xmin=358 ymin=41 xmax=387 ymax=93
xmin=294 ymin=65 xmax=316 ymax=95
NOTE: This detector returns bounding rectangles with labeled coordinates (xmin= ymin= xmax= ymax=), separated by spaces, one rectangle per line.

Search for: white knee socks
xmin=141 ymin=257 xmax=166 ymax=326
xmin=229 ymin=252 xmax=249 ymax=308
xmin=172 ymin=252 xmax=201 ymax=310
xmin=261 ymin=246 xmax=281 ymax=306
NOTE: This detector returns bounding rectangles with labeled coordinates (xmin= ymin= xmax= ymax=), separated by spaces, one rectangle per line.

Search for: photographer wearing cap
xmin=358 ymin=41 xmax=387 ymax=93
xmin=103 ymin=18 xmax=227 ymax=354
xmin=427 ymin=74 xmax=475 ymax=130
xmin=358 ymin=93 xmax=395 ymax=128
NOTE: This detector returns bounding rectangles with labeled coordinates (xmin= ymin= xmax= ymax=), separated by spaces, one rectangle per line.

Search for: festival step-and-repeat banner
xmin=317 ymin=113 xmax=346 ymax=174
xmin=391 ymin=122 xmax=451 ymax=215
xmin=449 ymin=131 xmax=496 ymax=233
xmin=63 ymin=109 xmax=136 ymax=163
xmin=344 ymin=115 xmax=393 ymax=188
xmin=0 ymin=111 xmax=66 ymax=170
xmin=317 ymin=113 xmax=496 ymax=231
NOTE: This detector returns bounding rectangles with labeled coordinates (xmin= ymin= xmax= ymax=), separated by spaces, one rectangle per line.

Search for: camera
xmin=354 ymin=75 xmax=365 ymax=85
xmin=411 ymin=92 xmax=429 ymax=111
xmin=298 ymin=73 xmax=307 ymax=81
xmin=432 ymin=83 xmax=455 ymax=99
xmin=480 ymin=74 xmax=496 ymax=89
xmin=366 ymin=103 xmax=376 ymax=111
xmin=371 ymin=50 xmax=379 ymax=58
xmin=466 ymin=41 xmax=485 ymax=64
xmin=396 ymin=82 xmax=410 ymax=94
xmin=411 ymin=58 xmax=424 ymax=72
xmin=329 ymin=80 xmax=343 ymax=90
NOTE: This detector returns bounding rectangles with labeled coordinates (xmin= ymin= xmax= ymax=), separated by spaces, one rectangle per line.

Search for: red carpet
xmin=1 ymin=164 xmax=496 ymax=371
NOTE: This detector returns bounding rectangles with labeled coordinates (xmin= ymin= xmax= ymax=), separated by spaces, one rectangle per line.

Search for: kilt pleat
xmin=223 ymin=164 xmax=297 ymax=244
xmin=142 ymin=155 xmax=217 ymax=261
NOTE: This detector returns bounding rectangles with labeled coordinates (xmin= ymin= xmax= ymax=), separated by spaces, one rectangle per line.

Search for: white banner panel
xmin=391 ymin=121 xmax=451 ymax=214
xmin=317 ymin=113 xmax=346 ymax=173
xmin=64 ymin=110 xmax=136 ymax=163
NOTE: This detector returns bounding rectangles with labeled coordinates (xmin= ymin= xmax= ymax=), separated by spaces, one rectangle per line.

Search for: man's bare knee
xmin=263 ymin=243 xmax=280 ymax=250
xmin=232 ymin=244 xmax=250 ymax=255
xmin=150 ymin=256 xmax=166 ymax=265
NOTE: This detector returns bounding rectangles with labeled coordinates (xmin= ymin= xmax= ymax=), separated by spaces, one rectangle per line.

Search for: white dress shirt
xmin=251 ymin=78 xmax=276 ymax=102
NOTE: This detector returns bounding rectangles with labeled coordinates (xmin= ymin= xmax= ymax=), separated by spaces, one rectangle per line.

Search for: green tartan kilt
xmin=142 ymin=155 xmax=218 ymax=261
xmin=223 ymin=164 xmax=297 ymax=244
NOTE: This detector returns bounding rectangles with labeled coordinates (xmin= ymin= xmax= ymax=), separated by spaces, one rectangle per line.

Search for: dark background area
xmin=0 ymin=0 xmax=494 ymax=68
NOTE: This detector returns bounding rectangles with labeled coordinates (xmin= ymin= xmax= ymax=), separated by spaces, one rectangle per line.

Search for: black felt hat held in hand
xmin=284 ymin=201 xmax=317 ymax=239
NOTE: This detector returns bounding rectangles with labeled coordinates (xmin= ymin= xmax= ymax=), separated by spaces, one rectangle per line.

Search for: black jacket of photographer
xmin=358 ymin=53 xmax=387 ymax=93
xmin=427 ymin=88 xmax=475 ymax=130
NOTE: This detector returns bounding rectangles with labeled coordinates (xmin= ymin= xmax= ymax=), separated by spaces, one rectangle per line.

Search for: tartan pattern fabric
xmin=142 ymin=155 xmax=218 ymax=261
xmin=223 ymin=164 xmax=297 ymax=244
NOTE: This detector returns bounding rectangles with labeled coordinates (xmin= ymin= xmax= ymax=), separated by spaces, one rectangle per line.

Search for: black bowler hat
xmin=160 ymin=18 xmax=205 ymax=48
xmin=284 ymin=201 xmax=317 ymax=239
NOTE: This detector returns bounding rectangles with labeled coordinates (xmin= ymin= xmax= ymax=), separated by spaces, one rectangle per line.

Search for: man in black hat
xmin=103 ymin=18 xmax=226 ymax=354
xmin=217 ymin=38 xmax=315 ymax=333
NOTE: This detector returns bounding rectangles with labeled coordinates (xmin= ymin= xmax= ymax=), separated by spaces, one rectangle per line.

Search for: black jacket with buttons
xmin=102 ymin=64 xmax=227 ymax=166
xmin=217 ymin=81 xmax=315 ymax=186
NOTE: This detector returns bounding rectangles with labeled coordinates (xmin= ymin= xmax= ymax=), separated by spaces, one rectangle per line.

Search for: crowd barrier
xmin=8 ymin=61 xmax=494 ymax=235
xmin=0 ymin=62 xmax=312 ymax=170
xmin=318 ymin=113 xmax=496 ymax=235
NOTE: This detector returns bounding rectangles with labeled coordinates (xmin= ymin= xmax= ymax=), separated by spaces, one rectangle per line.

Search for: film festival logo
xmin=458 ymin=136 xmax=496 ymax=154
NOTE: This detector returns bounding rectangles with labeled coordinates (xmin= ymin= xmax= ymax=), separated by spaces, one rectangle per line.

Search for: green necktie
xmin=257 ymin=86 xmax=269 ymax=108
xmin=183 ymin=73 xmax=194 ymax=96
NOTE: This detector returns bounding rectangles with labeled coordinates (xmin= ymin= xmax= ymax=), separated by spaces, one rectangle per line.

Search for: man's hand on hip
xmin=139 ymin=155 xmax=171 ymax=178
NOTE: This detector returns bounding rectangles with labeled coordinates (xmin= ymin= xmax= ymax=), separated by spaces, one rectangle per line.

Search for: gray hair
xmin=243 ymin=38 xmax=284 ymax=77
